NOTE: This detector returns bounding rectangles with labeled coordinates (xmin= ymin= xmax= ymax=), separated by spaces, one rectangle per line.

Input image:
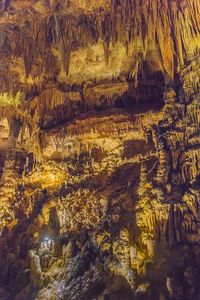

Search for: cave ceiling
xmin=1 ymin=0 xmax=200 ymax=299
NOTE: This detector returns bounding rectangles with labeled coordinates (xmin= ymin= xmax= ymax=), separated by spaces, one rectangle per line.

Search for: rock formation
xmin=1 ymin=0 xmax=200 ymax=299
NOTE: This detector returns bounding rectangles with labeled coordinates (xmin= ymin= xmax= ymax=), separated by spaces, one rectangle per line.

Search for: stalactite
xmin=3 ymin=1 xmax=200 ymax=299
xmin=156 ymin=145 xmax=170 ymax=184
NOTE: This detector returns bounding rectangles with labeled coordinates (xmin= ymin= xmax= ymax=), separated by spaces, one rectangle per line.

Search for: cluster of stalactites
xmin=1 ymin=0 xmax=200 ymax=92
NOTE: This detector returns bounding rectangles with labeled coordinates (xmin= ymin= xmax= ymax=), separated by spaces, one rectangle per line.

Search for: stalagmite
xmin=1 ymin=0 xmax=200 ymax=299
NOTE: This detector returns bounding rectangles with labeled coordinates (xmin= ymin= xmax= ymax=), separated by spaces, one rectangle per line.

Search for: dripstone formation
xmin=1 ymin=0 xmax=200 ymax=299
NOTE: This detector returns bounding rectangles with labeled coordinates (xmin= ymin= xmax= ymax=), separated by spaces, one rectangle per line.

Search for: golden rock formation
xmin=1 ymin=0 xmax=200 ymax=299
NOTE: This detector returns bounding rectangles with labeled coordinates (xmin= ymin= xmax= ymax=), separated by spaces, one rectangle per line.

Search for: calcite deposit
xmin=1 ymin=0 xmax=200 ymax=299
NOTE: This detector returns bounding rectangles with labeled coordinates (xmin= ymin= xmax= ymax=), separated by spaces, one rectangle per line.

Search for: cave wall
xmin=1 ymin=0 xmax=200 ymax=299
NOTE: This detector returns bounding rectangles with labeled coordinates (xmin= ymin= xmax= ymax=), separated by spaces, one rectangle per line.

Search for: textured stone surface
xmin=1 ymin=0 xmax=200 ymax=299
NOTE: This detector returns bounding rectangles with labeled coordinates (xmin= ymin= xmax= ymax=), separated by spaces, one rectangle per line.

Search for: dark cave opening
xmin=40 ymin=71 xmax=165 ymax=130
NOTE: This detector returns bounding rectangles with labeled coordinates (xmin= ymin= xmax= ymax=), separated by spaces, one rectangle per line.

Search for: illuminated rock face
xmin=1 ymin=0 xmax=200 ymax=299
